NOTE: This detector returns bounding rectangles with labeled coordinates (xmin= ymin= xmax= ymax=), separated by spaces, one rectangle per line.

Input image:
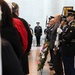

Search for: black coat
xmin=13 ymin=13 xmax=32 ymax=52
xmin=19 ymin=18 xmax=32 ymax=52
xmin=2 ymin=39 xmax=24 ymax=75
xmin=62 ymin=21 xmax=75 ymax=56
xmin=1 ymin=26 xmax=23 ymax=59
xmin=12 ymin=13 xmax=31 ymax=74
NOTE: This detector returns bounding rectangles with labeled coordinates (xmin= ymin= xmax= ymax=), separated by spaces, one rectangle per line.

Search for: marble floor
xmin=28 ymin=46 xmax=55 ymax=75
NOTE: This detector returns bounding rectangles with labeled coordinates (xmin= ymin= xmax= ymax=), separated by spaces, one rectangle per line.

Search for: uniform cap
xmin=66 ymin=10 xmax=75 ymax=17
xmin=72 ymin=10 xmax=75 ymax=16
xmin=36 ymin=22 xmax=40 ymax=24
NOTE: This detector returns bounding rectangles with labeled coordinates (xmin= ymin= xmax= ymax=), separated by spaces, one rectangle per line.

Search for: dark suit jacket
xmin=50 ymin=23 xmax=60 ymax=49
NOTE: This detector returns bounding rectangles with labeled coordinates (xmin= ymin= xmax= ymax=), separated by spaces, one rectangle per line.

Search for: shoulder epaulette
xmin=71 ymin=21 xmax=75 ymax=27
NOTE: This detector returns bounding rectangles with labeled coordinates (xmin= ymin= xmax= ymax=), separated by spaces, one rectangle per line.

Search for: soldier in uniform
xmin=34 ymin=22 xmax=42 ymax=46
xmin=62 ymin=10 xmax=75 ymax=75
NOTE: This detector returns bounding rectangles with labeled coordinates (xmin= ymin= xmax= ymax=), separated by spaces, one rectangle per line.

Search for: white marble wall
xmin=11 ymin=0 xmax=75 ymax=39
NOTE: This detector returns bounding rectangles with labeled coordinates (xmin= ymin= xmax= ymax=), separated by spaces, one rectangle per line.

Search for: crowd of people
xmin=1 ymin=0 xmax=75 ymax=75
xmin=44 ymin=11 xmax=75 ymax=75
xmin=1 ymin=0 xmax=32 ymax=75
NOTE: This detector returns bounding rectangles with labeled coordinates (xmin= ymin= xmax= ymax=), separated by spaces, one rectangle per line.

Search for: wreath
xmin=37 ymin=41 xmax=50 ymax=71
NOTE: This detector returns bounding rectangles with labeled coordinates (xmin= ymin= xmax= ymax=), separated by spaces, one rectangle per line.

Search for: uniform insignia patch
xmin=71 ymin=23 xmax=75 ymax=25
xmin=71 ymin=22 xmax=75 ymax=27
xmin=71 ymin=25 xmax=75 ymax=27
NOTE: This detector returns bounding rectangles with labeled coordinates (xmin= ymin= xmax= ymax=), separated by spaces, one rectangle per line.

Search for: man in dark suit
xmin=50 ymin=14 xmax=63 ymax=75
xmin=34 ymin=22 xmax=42 ymax=46
xmin=46 ymin=18 xmax=55 ymax=65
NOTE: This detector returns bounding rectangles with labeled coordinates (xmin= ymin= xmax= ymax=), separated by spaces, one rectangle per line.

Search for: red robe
xmin=13 ymin=18 xmax=28 ymax=52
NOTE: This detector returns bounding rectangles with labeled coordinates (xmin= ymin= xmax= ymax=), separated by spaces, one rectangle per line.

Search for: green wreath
xmin=37 ymin=41 xmax=50 ymax=71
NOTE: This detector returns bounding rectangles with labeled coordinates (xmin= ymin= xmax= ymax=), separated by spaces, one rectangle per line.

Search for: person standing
xmin=47 ymin=18 xmax=55 ymax=68
xmin=12 ymin=2 xmax=32 ymax=75
xmin=62 ymin=10 xmax=75 ymax=75
xmin=34 ymin=22 xmax=42 ymax=46
xmin=12 ymin=2 xmax=32 ymax=53
xmin=50 ymin=14 xmax=63 ymax=75
xmin=29 ymin=24 xmax=33 ymax=36
xmin=1 ymin=0 xmax=23 ymax=60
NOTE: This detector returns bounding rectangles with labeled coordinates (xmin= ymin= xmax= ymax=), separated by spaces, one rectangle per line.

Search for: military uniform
xmin=62 ymin=21 xmax=75 ymax=56
xmin=34 ymin=24 xmax=42 ymax=46
xmin=62 ymin=19 xmax=75 ymax=75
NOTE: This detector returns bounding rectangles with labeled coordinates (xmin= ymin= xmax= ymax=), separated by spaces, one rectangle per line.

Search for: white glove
xmin=55 ymin=40 xmax=59 ymax=47
xmin=57 ymin=28 xmax=62 ymax=34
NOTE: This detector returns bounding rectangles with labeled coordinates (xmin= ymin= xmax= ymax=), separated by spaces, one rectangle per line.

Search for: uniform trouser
xmin=36 ymin=36 xmax=41 ymax=46
xmin=50 ymin=48 xmax=54 ymax=63
xmin=53 ymin=50 xmax=63 ymax=75
xmin=62 ymin=55 xmax=75 ymax=75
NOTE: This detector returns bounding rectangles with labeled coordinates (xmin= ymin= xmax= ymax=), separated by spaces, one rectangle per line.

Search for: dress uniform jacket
xmin=62 ymin=21 xmax=75 ymax=56
xmin=34 ymin=26 xmax=42 ymax=36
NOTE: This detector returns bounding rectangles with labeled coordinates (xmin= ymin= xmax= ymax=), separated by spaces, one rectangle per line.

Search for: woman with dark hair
xmin=1 ymin=0 xmax=23 ymax=60
xmin=1 ymin=1 xmax=29 ymax=75
xmin=0 ymin=0 xmax=24 ymax=75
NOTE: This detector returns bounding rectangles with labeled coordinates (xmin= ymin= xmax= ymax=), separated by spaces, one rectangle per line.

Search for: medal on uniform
xmin=70 ymin=30 xmax=72 ymax=32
